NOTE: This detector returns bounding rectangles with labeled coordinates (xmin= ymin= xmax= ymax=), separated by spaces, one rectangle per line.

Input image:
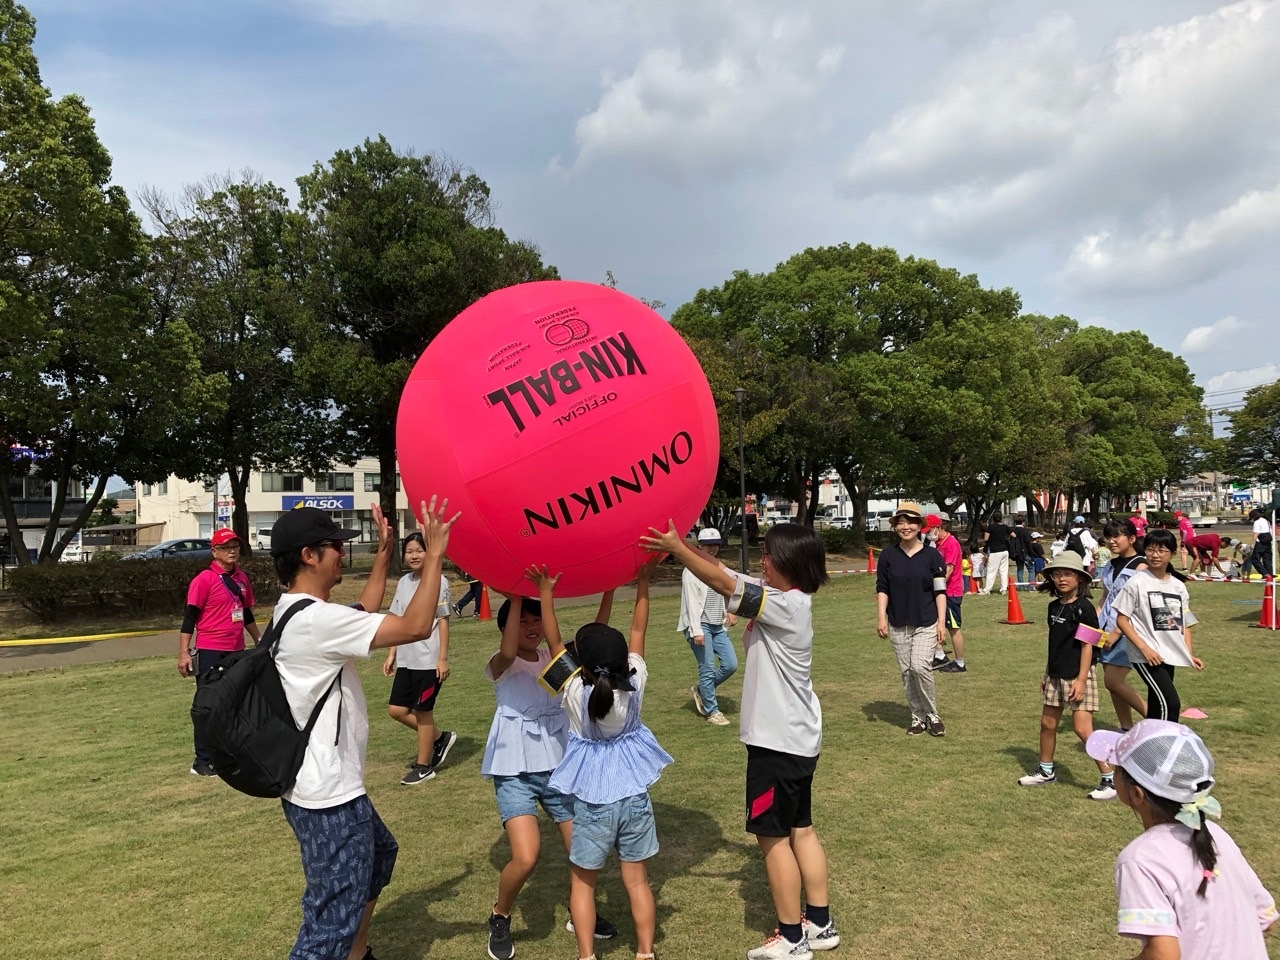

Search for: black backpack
xmin=1065 ymin=529 xmax=1086 ymax=558
xmin=190 ymin=598 xmax=339 ymax=798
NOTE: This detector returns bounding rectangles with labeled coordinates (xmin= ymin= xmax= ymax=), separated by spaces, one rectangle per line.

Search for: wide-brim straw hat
xmin=891 ymin=501 xmax=925 ymax=522
xmin=1040 ymin=550 xmax=1093 ymax=583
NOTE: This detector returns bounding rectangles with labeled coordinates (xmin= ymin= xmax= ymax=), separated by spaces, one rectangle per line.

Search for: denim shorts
xmin=493 ymin=771 xmax=576 ymax=825
xmin=569 ymin=792 xmax=659 ymax=869
xmin=1098 ymin=635 xmax=1132 ymax=666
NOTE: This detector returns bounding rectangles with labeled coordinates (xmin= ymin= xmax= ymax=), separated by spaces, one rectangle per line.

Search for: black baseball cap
xmin=270 ymin=507 xmax=360 ymax=556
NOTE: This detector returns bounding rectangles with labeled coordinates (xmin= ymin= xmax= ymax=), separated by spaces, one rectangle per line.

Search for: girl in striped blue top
xmin=545 ymin=559 xmax=672 ymax=960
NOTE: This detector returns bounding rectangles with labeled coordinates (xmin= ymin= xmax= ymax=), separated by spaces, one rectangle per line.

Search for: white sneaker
xmin=1088 ymin=780 xmax=1118 ymax=801
xmin=707 ymin=710 xmax=731 ymax=726
xmin=1017 ymin=769 xmax=1057 ymax=786
xmin=747 ymin=931 xmax=813 ymax=959
xmin=801 ymin=917 xmax=840 ymax=951
xmin=691 ymin=684 xmax=707 ymax=717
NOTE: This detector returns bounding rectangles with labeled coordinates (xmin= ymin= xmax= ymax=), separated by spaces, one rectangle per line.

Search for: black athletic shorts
xmin=389 ymin=668 xmax=443 ymax=712
xmin=745 ymin=745 xmax=818 ymax=837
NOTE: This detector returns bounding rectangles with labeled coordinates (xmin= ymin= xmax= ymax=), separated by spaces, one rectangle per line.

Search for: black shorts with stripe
xmin=745 ymin=745 xmax=818 ymax=837
xmin=389 ymin=668 xmax=443 ymax=712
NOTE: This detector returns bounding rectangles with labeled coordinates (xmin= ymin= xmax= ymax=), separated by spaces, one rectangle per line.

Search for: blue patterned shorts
xmin=282 ymin=795 xmax=398 ymax=960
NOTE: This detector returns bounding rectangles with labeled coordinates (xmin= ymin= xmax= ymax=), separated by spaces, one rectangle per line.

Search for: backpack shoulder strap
xmin=263 ymin=598 xmax=318 ymax=653
xmin=263 ymin=597 xmax=343 ymax=740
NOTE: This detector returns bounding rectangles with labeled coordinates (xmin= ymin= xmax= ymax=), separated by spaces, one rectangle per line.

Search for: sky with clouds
xmin=30 ymin=0 xmax=1280 ymax=415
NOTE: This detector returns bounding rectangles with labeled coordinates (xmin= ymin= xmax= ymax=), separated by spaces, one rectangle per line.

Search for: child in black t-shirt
xmin=1017 ymin=551 xmax=1116 ymax=801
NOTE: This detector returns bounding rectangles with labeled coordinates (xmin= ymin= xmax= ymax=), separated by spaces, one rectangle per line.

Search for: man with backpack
xmin=1063 ymin=516 xmax=1098 ymax=573
xmin=267 ymin=498 xmax=458 ymax=960
xmin=177 ymin=527 xmax=262 ymax=776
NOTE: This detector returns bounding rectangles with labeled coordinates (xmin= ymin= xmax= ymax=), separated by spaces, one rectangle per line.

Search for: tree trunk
xmin=229 ymin=465 xmax=252 ymax=557
xmin=805 ymin=463 xmax=822 ymax=528
xmin=0 ymin=468 xmax=26 ymax=566
xmin=380 ymin=429 xmax=401 ymax=575
xmin=46 ymin=475 xmax=109 ymax=563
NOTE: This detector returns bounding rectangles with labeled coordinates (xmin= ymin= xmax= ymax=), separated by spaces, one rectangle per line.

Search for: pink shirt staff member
xmin=177 ymin=527 xmax=261 ymax=776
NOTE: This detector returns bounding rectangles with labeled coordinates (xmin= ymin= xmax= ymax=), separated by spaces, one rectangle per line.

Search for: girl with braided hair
xmin=1087 ymin=720 xmax=1277 ymax=959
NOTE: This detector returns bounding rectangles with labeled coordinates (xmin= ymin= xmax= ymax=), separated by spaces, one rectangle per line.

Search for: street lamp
xmin=733 ymin=387 xmax=748 ymax=574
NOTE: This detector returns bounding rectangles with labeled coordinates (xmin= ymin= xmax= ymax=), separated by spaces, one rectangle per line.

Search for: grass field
xmin=1 ymin=575 xmax=1276 ymax=960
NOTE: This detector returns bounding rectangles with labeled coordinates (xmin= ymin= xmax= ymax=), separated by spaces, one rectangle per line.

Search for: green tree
xmin=0 ymin=1 xmax=221 ymax=563
xmin=1223 ymin=380 xmax=1280 ymax=486
xmin=1054 ymin=327 xmax=1207 ymax=513
xmin=674 ymin=243 xmax=1024 ymax=531
xmin=292 ymin=137 xmax=558 ymax=530
xmin=142 ymin=175 xmax=344 ymax=550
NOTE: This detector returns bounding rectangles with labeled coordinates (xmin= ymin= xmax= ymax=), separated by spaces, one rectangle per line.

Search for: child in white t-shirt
xmin=544 ymin=559 xmax=671 ymax=960
xmin=1086 ymin=720 xmax=1277 ymax=959
xmin=1112 ymin=528 xmax=1204 ymax=722
xmin=382 ymin=533 xmax=454 ymax=786
xmin=643 ymin=521 xmax=837 ymax=960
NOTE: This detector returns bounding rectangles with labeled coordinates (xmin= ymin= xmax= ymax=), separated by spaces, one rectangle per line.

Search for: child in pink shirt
xmin=1087 ymin=721 xmax=1277 ymax=959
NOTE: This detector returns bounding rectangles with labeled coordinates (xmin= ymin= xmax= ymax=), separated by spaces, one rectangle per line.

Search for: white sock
xmin=956 ymin=659 xmax=965 ymax=667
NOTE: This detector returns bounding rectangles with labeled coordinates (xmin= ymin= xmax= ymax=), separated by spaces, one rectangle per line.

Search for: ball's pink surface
xmin=397 ymin=281 xmax=719 ymax=597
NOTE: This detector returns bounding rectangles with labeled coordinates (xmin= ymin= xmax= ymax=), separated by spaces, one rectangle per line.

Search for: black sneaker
xmin=564 ymin=915 xmax=619 ymax=939
xmin=927 ymin=714 xmax=946 ymax=737
xmin=930 ymin=656 xmax=951 ymax=670
xmin=939 ymin=660 xmax=966 ymax=673
xmin=487 ymin=912 xmax=514 ymax=960
xmin=907 ymin=718 xmax=927 ymax=736
xmin=452 ymin=603 xmax=464 ymax=617
xmin=400 ymin=764 xmax=436 ymax=786
xmin=432 ymin=730 xmax=458 ymax=769
xmin=189 ymin=762 xmax=216 ymax=777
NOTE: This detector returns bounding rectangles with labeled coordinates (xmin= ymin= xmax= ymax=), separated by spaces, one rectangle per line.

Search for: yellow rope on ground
xmin=0 ymin=630 xmax=165 ymax=648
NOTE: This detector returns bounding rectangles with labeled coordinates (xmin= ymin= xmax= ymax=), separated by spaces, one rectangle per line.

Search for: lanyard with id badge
xmin=220 ymin=572 xmax=246 ymax=623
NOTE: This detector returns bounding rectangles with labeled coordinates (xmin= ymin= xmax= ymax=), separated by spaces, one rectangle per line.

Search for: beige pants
xmin=888 ymin=623 xmax=939 ymax=721
xmin=982 ymin=551 xmax=1009 ymax=594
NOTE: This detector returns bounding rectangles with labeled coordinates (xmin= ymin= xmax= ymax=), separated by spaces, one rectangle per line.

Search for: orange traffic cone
xmin=478 ymin=585 xmax=493 ymax=622
xmin=999 ymin=574 xmax=1032 ymax=625
xmin=867 ymin=547 xmax=876 ymax=574
xmin=1251 ymin=578 xmax=1276 ymax=630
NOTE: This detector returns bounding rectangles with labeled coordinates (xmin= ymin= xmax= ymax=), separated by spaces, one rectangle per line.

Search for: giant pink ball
xmin=397 ymin=281 xmax=720 ymax=597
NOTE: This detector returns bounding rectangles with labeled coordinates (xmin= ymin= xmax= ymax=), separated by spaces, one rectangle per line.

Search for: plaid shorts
xmin=1042 ymin=670 xmax=1099 ymax=711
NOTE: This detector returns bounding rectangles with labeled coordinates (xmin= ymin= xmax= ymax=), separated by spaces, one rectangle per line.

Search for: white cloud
xmin=840 ymin=1 xmax=1280 ymax=293
xmin=1061 ymin=182 xmax=1280 ymax=294
xmin=560 ymin=12 xmax=844 ymax=180
xmin=1178 ymin=315 xmax=1247 ymax=354
xmin=1204 ymin=363 xmax=1279 ymax=395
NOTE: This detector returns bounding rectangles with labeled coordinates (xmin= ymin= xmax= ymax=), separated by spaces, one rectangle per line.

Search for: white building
xmin=136 ymin=458 xmax=412 ymax=548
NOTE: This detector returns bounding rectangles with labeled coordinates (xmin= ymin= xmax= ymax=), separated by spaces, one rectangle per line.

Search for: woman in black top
xmin=875 ymin=502 xmax=948 ymax=737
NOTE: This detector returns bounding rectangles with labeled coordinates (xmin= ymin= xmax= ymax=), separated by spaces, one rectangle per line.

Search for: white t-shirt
xmin=726 ymin=573 xmax=821 ymax=757
xmin=388 ymin=573 xmax=450 ymax=670
xmin=1112 ymin=570 xmax=1199 ymax=667
xmin=563 ymin=652 xmax=648 ymax=738
xmin=272 ymin=593 xmax=386 ymax=809
xmin=1254 ymin=517 xmax=1271 ymax=536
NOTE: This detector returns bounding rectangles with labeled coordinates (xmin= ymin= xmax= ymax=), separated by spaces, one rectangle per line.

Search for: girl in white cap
xmin=1086 ymin=720 xmax=1277 ymax=959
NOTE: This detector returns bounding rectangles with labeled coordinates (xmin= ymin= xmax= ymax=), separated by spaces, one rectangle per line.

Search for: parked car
xmin=827 ymin=516 xmax=853 ymax=529
xmin=124 ymin=538 xmax=212 ymax=561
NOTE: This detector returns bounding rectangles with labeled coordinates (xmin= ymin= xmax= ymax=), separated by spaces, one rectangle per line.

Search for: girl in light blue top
xmin=546 ymin=559 xmax=671 ymax=960
xmin=481 ymin=570 xmax=617 ymax=960
xmin=1098 ymin=518 xmax=1148 ymax=731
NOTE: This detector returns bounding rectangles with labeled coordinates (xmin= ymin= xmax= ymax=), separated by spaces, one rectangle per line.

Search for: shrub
xmin=7 ymin=556 xmax=283 ymax=622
